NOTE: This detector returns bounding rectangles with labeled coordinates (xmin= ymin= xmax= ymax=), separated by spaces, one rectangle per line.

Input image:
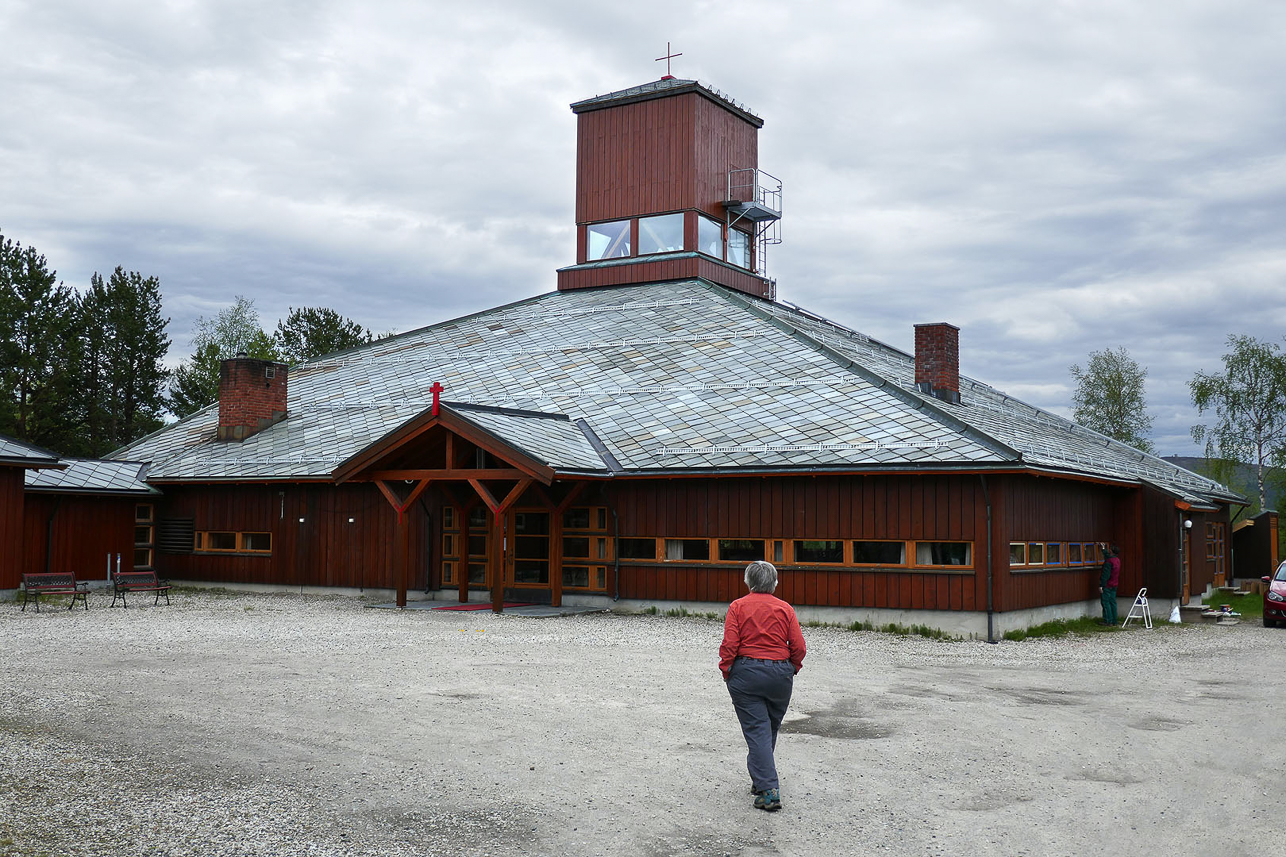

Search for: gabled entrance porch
xmin=332 ymin=398 xmax=610 ymax=612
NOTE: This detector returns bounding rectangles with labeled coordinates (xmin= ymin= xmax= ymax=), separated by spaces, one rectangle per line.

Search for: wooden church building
xmin=11 ymin=76 xmax=1243 ymax=636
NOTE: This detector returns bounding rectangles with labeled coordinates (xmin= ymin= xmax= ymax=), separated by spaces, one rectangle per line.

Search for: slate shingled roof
xmin=0 ymin=435 xmax=61 ymax=468
xmin=25 ymin=459 xmax=156 ymax=495
xmin=115 ymin=280 xmax=1237 ymax=505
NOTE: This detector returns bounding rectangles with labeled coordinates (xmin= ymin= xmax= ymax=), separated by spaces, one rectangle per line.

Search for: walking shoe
xmin=753 ymin=788 xmax=782 ymax=811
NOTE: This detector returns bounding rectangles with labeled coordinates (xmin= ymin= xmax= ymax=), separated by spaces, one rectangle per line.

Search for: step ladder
xmin=1122 ymin=588 xmax=1152 ymax=629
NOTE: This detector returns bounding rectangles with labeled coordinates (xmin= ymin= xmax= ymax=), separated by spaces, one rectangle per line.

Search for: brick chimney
xmin=914 ymin=323 xmax=961 ymax=405
xmin=217 ymin=354 xmax=288 ymax=441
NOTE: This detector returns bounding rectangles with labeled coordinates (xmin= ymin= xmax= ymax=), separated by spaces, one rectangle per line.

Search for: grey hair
xmin=744 ymin=561 xmax=779 ymax=593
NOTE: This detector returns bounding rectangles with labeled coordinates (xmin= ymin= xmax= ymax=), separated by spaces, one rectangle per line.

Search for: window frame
xmin=586 ymin=219 xmax=632 ymax=260
xmin=637 ymin=212 xmax=685 ymax=256
xmin=791 ymin=539 xmax=846 ymax=565
xmin=851 ymin=540 xmax=909 ymax=568
xmin=697 ymin=215 xmax=724 ymax=259
xmin=911 ymin=541 xmax=973 ymax=569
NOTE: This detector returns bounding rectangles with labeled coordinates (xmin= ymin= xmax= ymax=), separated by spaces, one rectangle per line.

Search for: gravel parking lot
xmin=1 ymin=589 xmax=1279 ymax=857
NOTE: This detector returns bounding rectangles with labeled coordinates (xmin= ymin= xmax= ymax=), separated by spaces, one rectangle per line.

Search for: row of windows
xmin=1009 ymin=542 xmax=1105 ymax=568
xmin=194 ymin=531 xmax=272 ymax=554
xmin=586 ymin=212 xmax=751 ymax=268
xmin=618 ymin=538 xmax=974 ymax=569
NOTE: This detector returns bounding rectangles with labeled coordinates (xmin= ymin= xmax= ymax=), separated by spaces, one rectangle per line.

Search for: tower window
xmin=587 ymin=220 xmax=631 ymax=260
xmin=698 ymin=215 xmax=723 ymax=259
xmin=638 ymin=213 xmax=684 ymax=255
xmin=728 ymin=229 xmax=750 ymax=268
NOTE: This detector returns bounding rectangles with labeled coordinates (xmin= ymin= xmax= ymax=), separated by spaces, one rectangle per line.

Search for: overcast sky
xmin=3 ymin=0 xmax=1284 ymax=456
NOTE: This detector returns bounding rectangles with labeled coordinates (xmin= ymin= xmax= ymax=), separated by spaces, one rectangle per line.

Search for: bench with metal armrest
xmin=20 ymin=572 xmax=89 ymax=612
xmin=111 ymin=571 xmax=172 ymax=608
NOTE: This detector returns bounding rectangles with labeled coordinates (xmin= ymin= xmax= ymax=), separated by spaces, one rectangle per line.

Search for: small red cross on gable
xmin=655 ymin=41 xmax=682 ymax=80
xmin=430 ymin=382 xmax=444 ymax=416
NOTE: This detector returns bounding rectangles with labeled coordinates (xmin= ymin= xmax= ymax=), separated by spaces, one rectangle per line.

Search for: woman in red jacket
xmin=719 ymin=561 xmax=807 ymax=812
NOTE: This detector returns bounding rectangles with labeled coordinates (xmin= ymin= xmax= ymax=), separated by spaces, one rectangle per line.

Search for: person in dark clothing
xmin=719 ymin=561 xmax=807 ymax=812
xmin=1099 ymin=543 xmax=1121 ymax=624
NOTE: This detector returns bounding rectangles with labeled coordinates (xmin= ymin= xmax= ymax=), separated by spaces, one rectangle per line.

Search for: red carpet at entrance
xmin=430 ymin=603 xmax=525 ymax=611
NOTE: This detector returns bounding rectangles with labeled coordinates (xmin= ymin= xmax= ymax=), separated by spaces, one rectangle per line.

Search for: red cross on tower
xmin=430 ymin=381 xmax=443 ymax=416
xmin=655 ymin=42 xmax=682 ymax=80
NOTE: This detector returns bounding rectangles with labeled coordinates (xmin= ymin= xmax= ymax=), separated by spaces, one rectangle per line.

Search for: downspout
xmin=979 ymin=475 xmax=996 ymax=644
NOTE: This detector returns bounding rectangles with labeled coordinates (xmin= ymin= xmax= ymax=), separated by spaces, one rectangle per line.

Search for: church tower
xmin=556 ymin=77 xmax=782 ymax=300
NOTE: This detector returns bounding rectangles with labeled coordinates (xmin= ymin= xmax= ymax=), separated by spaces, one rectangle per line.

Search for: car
xmin=1263 ymin=561 xmax=1286 ymax=628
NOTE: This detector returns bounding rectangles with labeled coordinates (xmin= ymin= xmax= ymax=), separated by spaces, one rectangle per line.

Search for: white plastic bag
xmin=1168 ymin=604 xmax=1181 ymax=624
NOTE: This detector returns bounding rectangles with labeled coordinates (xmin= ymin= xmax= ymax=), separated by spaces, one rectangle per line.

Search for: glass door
xmin=512 ymin=511 xmax=550 ymax=586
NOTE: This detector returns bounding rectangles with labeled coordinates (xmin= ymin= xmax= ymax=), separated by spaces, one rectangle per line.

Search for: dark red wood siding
xmin=575 ymin=92 xmax=757 ymax=225
xmin=22 ymin=494 xmax=136 ymax=581
xmin=154 ymin=483 xmax=431 ymax=591
xmin=0 ymin=468 xmax=24 ymax=589
xmin=999 ymin=475 xmax=1129 ymax=611
xmin=1139 ymin=486 xmax=1182 ymax=599
xmin=556 ymin=254 xmax=772 ymax=298
xmin=605 ymin=474 xmax=988 ymax=612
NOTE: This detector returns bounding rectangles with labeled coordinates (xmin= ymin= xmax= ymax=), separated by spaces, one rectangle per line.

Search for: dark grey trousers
xmin=726 ymin=658 xmax=795 ymax=792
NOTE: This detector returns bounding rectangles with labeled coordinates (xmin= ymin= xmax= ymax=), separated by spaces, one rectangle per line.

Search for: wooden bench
xmin=20 ymin=572 xmax=89 ymax=612
xmin=111 ymin=571 xmax=172 ymax=608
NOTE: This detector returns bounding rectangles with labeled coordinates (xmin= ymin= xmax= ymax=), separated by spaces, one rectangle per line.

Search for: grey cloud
xmin=2 ymin=0 xmax=1284 ymax=457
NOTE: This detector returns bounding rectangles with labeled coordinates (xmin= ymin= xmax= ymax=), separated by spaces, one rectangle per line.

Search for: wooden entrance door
xmin=509 ymin=510 xmax=551 ymax=594
xmin=1209 ymin=522 xmax=1227 ymax=588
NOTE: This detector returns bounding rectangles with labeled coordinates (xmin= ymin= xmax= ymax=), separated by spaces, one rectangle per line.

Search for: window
xmin=563 ymin=507 xmax=607 ymax=531
xmin=852 ymin=541 xmax=906 ymax=566
xmin=618 ymin=538 xmax=657 ymax=560
xmin=1046 ymin=543 xmax=1062 ymax=565
xmin=558 ymin=508 xmax=611 ymax=591
xmin=1009 ymin=543 xmax=1027 ymax=566
xmin=638 ymin=213 xmax=684 ymax=255
xmin=665 ymin=539 xmax=710 ymax=561
xmin=587 ymin=220 xmax=631 ymax=260
xmin=202 ymin=532 xmax=237 ymax=551
xmin=241 ymin=532 xmax=272 ymax=553
xmin=727 ymin=229 xmax=750 ymax=268
xmin=914 ymin=542 xmax=972 ymax=567
xmin=562 ymin=565 xmax=591 ymax=588
xmin=563 ymin=536 xmax=591 ymax=559
xmin=442 ymin=507 xmax=489 ymax=587
xmin=1027 ymin=543 xmax=1045 ymax=566
xmin=718 ymin=539 xmax=765 ymax=562
xmin=134 ymin=505 xmax=156 ymax=569
xmin=793 ymin=540 xmax=844 ymax=564
xmin=1068 ymin=542 xmax=1083 ymax=564
xmin=563 ymin=565 xmax=608 ymax=589
xmin=697 ymin=215 xmax=723 ymax=258
xmin=194 ymin=531 xmax=270 ymax=554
